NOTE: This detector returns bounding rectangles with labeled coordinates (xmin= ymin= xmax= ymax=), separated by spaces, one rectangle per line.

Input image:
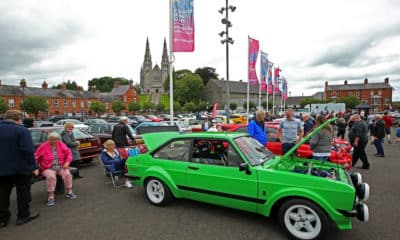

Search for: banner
xmin=248 ymin=37 xmax=259 ymax=86
xmin=282 ymin=77 xmax=288 ymax=100
xmin=212 ymin=103 xmax=218 ymax=118
xmin=260 ymin=52 xmax=268 ymax=91
xmin=274 ymin=67 xmax=281 ymax=94
xmin=267 ymin=62 xmax=274 ymax=94
xmin=172 ymin=0 xmax=195 ymax=52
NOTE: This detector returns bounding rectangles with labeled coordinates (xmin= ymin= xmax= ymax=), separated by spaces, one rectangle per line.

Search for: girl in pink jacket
xmin=35 ymin=132 xmax=77 ymax=206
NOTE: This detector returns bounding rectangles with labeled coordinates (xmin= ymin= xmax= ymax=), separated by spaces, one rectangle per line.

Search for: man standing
xmin=373 ymin=115 xmax=385 ymax=157
xmin=302 ymin=114 xmax=314 ymax=136
xmin=278 ymin=108 xmax=304 ymax=154
xmin=382 ymin=111 xmax=393 ymax=144
xmin=0 ymin=110 xmax=40 ymax=228
xmin=112 ymin=116 xmax=135 ymax=148
xmin=349 ymin=114 xmax=370 ymax=169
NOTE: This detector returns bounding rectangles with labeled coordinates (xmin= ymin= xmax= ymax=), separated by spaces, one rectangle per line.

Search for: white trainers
xmin=125 ymin=181 xmax=133 ymax=188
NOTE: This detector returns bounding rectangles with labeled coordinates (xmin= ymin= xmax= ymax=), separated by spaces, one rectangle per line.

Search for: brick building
xmin=0 ymin=79 xmax=138 ymax=119
xmin=324 ymin=78 xmax=393 ymax=112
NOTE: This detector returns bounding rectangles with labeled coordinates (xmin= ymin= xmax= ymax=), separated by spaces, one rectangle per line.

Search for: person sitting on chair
xmin=100 ymin=140 xmax=133 ymax=188
xmin=34 ymin=132 xmax=77 ymax=206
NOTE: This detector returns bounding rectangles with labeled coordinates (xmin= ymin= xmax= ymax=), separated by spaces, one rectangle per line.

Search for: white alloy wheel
xmin=146 ymin=179 xmax=165 ymax=204
xmin=284 ymin=204 xmax=322 ymax=240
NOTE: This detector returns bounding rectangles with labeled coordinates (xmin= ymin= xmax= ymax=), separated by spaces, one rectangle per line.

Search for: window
xmin=384 ymin=98 xmax=390 ymax=105
xmin=235 ymin=126 xmax=248 ymax=133
xmin=372 ymin=98 xmax=380 ymax=105
xmin=64 ymin=100 xmax=68 ymax=108
xmin=370 ymin=90 xmax=374 ymax=96
xmin=123 ymin=96 xmax=127 ymax=103
xmin=72 ymin=100 xmax=76 ymax=108
xmin=88 ymin=101 xmax=91 ymax=107
xmin=153 ymin=139 xmax=191 ymax=162
xmin=106 ymin=103 xmax=109 ymax=110
xmin=80 ymin=101 xmax=84 ymax=108
xmin=348 ymin=91 xmax=352 ymax=96
xmin=336 ymin=91 xmax=339 ymax=96
xmin=8 ymin=99 xmax=14 ymax=108
xmin=191 ymin=139 xmax=243 ymax=167
xmin=54 ymin=100 xmax=59 ymax=108
xmin=234 ymin=136 xmax=274 ymax=166
xmin=378 ymin=90 xmax=382 ymax=95
xmin=356 ymin=91 xmax=360 ymax=97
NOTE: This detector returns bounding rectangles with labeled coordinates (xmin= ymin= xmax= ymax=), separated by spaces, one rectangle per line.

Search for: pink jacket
xmin=35 ymin=141 xmax=72 ymax=170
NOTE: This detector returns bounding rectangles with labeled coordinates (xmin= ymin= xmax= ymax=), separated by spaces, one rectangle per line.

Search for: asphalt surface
xmin=1 ymin=139 xmax=399 ymax=240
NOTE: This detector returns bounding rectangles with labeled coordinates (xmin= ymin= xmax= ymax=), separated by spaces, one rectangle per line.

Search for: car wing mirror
xmin=239 ymin=163 xmax=251 ymax=175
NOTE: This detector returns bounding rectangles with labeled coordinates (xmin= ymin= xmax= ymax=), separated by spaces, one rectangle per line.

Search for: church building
xmin=140 ymin=38 xmax=169 ymax=94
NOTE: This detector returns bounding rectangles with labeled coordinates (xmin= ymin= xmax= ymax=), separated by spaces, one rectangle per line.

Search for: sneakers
xmin=125 ymin=181 xmax=133 ymax=189
xmin=46 ymin=198 xmax=55 ymax=206
xmin=65 ymin=192 xmax=78 ymax=199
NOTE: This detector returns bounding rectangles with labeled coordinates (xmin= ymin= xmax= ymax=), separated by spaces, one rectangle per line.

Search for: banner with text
xmin=248 ymin=37 xmax=259 ymax=86
xmin=172 ymin=0 xmax=195 ymax=52
xmin=260 ymin=52 xmax=268 ymax=91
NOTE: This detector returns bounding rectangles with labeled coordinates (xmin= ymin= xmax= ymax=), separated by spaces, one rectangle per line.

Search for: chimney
xmin=325 ymin=81 xmax=328 ymax=88
xmin=42 ymin=81 xmax=48 ymax=89
xmin=0 ymin=80 xmax=2 ymax=86
xmin=344 ymin=80 xmax=348 ymax=85
xmin=20 ymin=79 xmax=27 ymax=88
xmin=77 ymin=86 xmax=83 ymax=91
xmin=384 ymin=77 xmax=389 ymax=84
xmin=91 ymin=86 xmax=97 ymax=92
xmin=61 ymin=83 xmax=67 ymax=90
xmin=113 ymin=81 xmax=119 ymax=88
xmin=129 ymin=80 xmax=134 ymax=88
xmin=364 ymin=78 xmax=368 ymax=84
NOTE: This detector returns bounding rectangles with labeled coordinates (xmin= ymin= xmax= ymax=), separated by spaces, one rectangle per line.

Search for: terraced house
xmin=0 ymin=79 xmax=139 ymax=119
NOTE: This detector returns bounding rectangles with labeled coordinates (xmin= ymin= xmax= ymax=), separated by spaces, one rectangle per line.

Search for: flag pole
xmin=258 ymin=53 xmax=261 ymax=110
xmin=169 ymin=0 xmax=174 ymax=124
xmin=266 ymin=63 xmax=269 ymax=113
xmin=272 ymin=68 xmax=275 ymax=116
xmin=247 ymin=36 xmax=250 ymax=123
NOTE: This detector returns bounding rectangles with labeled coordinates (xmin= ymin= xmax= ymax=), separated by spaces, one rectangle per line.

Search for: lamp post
xmin=219 ymin=0 xmax=236 ymax=123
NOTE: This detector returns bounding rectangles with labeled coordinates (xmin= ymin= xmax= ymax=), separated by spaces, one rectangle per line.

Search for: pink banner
xmin=248 ymin=37 xmax=259 ymax=86
xmin=172 ymin=0 xmax=195 ymax=52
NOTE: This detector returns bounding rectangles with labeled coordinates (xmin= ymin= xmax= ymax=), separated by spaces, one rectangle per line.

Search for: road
xmin=1 ymin=141 xmax=399 ymax=240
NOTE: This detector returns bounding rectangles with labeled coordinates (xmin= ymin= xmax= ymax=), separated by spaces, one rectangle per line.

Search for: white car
xmin=53 ymin=119 xmax=89 ymax=131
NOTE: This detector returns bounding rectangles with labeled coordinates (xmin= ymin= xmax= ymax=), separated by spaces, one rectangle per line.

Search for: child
xmin=396 ymin=124 xmax=400 ymax=142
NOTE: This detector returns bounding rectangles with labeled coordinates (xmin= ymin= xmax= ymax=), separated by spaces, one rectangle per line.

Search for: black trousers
xmin=0 ymin=175 xmax=32 ymax=222
xmin=352 ymin=140 xmax=370 ymax=168
xmin=337 ymin=130 xmax=345 ymax=139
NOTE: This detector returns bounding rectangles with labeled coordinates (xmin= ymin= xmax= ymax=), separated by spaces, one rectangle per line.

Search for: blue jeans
xmin=374 ymin=138 xmax=384 ymax=156
xmin=313 ymin=156 xmax=329 ymax=162
xmin=282 ymin=142 xmax=296 ymax=155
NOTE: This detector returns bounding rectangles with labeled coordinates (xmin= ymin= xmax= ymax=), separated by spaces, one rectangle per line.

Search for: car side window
xmin=30 ymin=130 xmax=42 ymax=144
xmin=100 ymin=125 xmax=111 ymax=134
xmin=89 ymin=124 xmax=101 ymax=134
xmin=192 ymin=140 xmax=242 ymax=167
xmin=236 ymin=126 xmax=248 ymax=133
xmin=153 ymin=140 xmax=191 ymax=162
xmin=41 ymin=132 xmax=48 ymax=143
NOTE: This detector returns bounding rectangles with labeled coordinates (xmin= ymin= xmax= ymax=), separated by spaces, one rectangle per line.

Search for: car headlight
xmin=356 ymin=182 xmax=370 ymax=202
xmin=350 ymin=172 xmax=362 ymax=186
xmin=356 ymin=203 xmax=369 ymax=222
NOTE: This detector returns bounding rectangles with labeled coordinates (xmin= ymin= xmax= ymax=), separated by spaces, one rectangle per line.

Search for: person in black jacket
xmin=112 ymin=117 xmax=135 ymax=148
xmin=373 ymin=115 xmax=386 ymax=157
xmin=0 ymin=110 xmax=40 ymax=228
xmin=349 ymin=114 xmax=370 ymax=170
xmin=336 ymin=118 xmax=347 ymax=139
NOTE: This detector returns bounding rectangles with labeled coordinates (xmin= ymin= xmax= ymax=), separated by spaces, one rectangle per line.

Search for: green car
xmin=126 ymin=119 xmax=369 ymax=240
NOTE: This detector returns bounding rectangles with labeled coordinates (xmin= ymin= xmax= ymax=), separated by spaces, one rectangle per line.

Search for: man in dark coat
xmin=349 ymin=114 xmax=370 ymax=170
xmin=373 ymin=115 xmax=386 ymax=157
xmin=112 ymin=117 xmax=135 ymax=148
xmin=0 ymin=110 xmax=40 ymax=228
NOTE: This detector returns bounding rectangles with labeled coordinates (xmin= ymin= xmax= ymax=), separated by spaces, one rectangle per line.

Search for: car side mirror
xmin=239 ymin=163 xmax=251 ymax=175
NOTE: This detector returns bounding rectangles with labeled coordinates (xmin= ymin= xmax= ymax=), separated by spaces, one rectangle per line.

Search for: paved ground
xmin=1 ymin=140 xmax=399 ymax=240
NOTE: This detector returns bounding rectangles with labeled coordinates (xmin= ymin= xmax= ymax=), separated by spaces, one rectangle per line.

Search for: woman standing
xmin=61 ymin=122 xmax=81 ymax=162
xmin=35 ymin=132 xmax=77 ymax=206
xmin=310 ymin=115 xmax=333 ymax=162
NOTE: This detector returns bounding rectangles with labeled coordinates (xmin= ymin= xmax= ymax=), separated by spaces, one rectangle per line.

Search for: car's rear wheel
xmin=278 ymin=199 xmax=330 ymax=240
xmin=145 ymin=178 xmax=172 ymax=206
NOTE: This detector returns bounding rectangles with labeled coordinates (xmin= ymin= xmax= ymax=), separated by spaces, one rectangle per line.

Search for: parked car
xmin=159 ymin=114 xmax=178 ymax=121
xmin=107 ymin=116 xmax=138 ymax=128
xmin=128 ymin=115 xmax=151 ymax=124
xmin=126 ymin=119 xmax=369 ymax=240
xmin=174 ymin=121 xmax=192 ymax=132
xmin=33 ymin=120 xmax=54 ymax=128
xmin=48 ymin=115 xmax=66 ymax=122
xmin=53 ymin=119 xmax=89 ymax=131
xmin=229 ymin=114 xmax=247 ymax=124
xmin=87 ymin=123 xmax=143 ymax=146
xmin=29 ymin=127 xmax=102 ymax=163
xmin=143 ymin=115 xmax=162 ymax=122
xmin=84 ymin=118 xmax=107 ymax=126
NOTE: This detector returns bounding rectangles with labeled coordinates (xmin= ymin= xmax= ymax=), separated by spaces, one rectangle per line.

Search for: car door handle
xmin=188 ymin=166 xmax=199 ymax=170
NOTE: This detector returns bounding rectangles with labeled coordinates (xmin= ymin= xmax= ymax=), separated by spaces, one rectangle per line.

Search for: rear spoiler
xmin=136 ymin=125 xmax=179 ymax=135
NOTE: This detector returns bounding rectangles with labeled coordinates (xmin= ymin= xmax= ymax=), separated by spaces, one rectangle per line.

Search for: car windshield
xmin=234 ymin=136 xmax=274 ymax=166
xmin=53 ymin=128 xmax=91 ymax=139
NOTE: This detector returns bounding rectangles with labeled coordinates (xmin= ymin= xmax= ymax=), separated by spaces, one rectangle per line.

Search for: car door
xmin=184 ymin=139 xmax=259 ymax=212
xmin=150 ymin=139 xmax=191 ymax=187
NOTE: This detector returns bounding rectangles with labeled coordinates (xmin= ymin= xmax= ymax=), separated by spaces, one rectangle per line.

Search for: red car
xmin=219 ymin=123 xmax=352 ymax=170
xmin=29 ymin=127 xmax=102 ymax=163
xmin=143 ymin=115 xmax=162 ymax=122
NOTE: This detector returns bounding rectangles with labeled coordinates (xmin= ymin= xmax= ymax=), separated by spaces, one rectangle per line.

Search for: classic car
xmin=83 ymin=118 xmax=107 ymax=126
xmin=29 ymin=127 xmax=102 ymax=163
xmin=53 ymin=119 xmax=89 ymax=131
xmin=126 ymin=119 xmax=369 ymax=240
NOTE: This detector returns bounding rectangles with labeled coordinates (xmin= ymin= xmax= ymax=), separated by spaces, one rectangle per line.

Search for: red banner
xmin=172 ymin=0 xmax=195 ymax=52
xmin=248 ymin=37 xmax=259 ymax=86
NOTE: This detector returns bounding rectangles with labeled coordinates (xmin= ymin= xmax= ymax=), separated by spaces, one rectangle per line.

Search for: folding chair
xmin=99 ymin=159 xmax=125 ymax=188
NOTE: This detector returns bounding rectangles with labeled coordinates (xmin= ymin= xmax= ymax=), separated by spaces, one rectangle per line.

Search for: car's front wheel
xmin=145 ymin=178 xmax=172 ymax=206
xmin=278 ymin=199 xmax=330 ymax=240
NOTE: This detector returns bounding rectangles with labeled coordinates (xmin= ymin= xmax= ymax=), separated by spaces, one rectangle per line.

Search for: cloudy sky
xmin=1 ymin=0 xmax=399 ymax=100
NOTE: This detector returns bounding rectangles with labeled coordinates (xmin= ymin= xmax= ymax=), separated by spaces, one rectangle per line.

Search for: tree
xmin=0 ymin=98 xmax=8 ymax=114
xmin=89 ymin=102 xmax=106 ymax=116
xmin=183 ymin=102 xmax=197 ymax=113
xmin=175 ymin=74 xmax=204 ymax=105
xmin=20 ymin=96 xmax=48 ymax=119
xmin=88 ymin=77 xmax=129 ymax=92
xmin=141 ymin=102 xmax=154 ymax=112
xmin=155 ymin=103 xmax=166 ymax=113
xmin=196 ymin=101 xmax=208 ymax=112
xmin=243 ymin=101 xmax=256 ymax=111
xmin=163 ymin=69 xmax=193 ymax=92
xmin=112 ymin=100 xmax=126 ymax=115
xmin=230 ymin=103 xmax=237 ymax=111
xmin=128 ymin=102 xmax=141 ymax=113
xmin=194 ymin=67 xmax=219 ymax=85
xmin=52 ymin=80 xmax=78 ymax=90
xmin=299 ymin=98 xmax=329 ymax=108
xmin=336 ymin=96 xmax=361 ymax=109
xmin=173 ymin=102 xmax=182 ymax=113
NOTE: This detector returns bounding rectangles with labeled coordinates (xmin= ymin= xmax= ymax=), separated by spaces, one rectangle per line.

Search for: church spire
xmin=162 ymin=37 xmax=168 ymax=65
xmin=144 ymin=37 xmax=152 ymax=64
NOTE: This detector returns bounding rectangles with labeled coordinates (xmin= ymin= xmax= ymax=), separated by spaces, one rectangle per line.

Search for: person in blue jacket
xmin=248 ymin=110 xmax=267 ymax=145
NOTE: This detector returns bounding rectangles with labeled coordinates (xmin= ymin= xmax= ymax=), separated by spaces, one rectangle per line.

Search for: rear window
xmin=53 ymin=129 xmax=92 ymax=139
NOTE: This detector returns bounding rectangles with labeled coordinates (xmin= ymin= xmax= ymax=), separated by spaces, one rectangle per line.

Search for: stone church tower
xmin=140 ymin=37 xmax=169 ymax=94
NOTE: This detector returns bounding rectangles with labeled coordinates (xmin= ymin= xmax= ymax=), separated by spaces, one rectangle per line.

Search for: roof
xmin=208 ymin=79 xmax=278 ymax=94
xmin=326 ymin=82 xmax=393 ymax=91
xmin=108 ymin=85 xmax=130 ymax=96
xmin=353 ymin=102 xmax=372 ymax=109
xmin=0 ymin=85 xmax=98 ymax=98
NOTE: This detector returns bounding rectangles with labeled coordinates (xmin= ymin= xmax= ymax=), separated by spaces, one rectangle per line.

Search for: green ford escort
xmin=126 ymin=119 xmax=369 ymax=240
